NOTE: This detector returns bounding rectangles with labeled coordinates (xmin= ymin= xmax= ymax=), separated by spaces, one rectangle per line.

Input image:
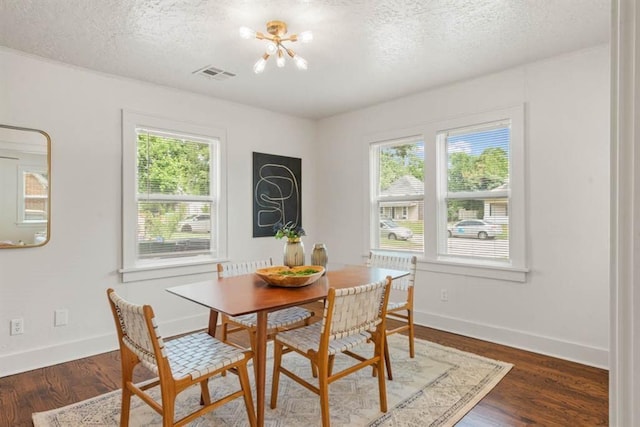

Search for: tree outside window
xmin=136 ymin=130 xmax=216 ymax=259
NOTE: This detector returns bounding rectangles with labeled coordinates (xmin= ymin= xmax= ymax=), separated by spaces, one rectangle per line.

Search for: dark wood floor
xmin=0 ymin=304 xmax=608 ymax=427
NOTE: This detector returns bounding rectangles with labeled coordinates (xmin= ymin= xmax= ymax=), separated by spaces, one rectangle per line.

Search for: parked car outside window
xmin=380 ymin=219 xmax=413 ymax=241
xmin=447 ymin=219 xmax=502 ymax=240
xmin=177 ymin=214 xmax=211 ymax=233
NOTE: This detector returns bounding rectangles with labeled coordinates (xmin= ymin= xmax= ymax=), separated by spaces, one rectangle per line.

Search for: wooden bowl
xmin=255 ymin=265 xmax=325 ymax=288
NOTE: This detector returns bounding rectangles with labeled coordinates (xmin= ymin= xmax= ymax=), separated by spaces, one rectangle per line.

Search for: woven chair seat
xmin=228 ymin=306 xmax=313 ymax=330
xmin=387 ymin=300 xmax=408 ymax=311
xmin=275 ymin=322 xmax=372 ymax=356
xmin=165 ymin=331 xmax=247 ymax=381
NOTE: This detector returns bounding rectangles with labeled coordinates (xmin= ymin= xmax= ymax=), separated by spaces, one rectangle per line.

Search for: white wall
xmin=316 ymin=45 xmax=610 ymax=368
xmin=0 ymin=44 xmax=610 ymax=376
xmin=0 ymin=48 xmax=318 ymax=376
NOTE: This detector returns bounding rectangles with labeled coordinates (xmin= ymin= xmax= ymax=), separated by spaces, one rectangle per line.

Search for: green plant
xmin=273 ymin=221 xmax=306 ymax=240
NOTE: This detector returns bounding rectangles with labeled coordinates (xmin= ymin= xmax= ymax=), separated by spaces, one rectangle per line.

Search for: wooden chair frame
xmin=368 ymin=252 xmax=417 ymax=380
xmin=107 ymin=288 xmax=256 ymax=427
xmin=270 ymin=277 xmax=392 ymax=427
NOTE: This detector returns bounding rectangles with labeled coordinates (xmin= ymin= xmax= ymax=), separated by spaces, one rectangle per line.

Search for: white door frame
xmin=610 ymin=1 xmax=639 ymax=425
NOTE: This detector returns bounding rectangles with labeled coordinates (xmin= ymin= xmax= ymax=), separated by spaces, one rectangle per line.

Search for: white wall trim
xmin=415 ymin=311 xmax=609 ymax=369
xmin=0 ymin=313 xmax=208 ymax=378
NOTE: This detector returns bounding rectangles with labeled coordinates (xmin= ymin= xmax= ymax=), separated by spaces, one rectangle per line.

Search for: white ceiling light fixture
xmin=239 ymin=20 xmax=312 ymax=74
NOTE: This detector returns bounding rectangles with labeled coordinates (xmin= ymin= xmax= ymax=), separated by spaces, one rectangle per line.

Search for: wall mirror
xmin=0 ymin=124 xmax=50 ymax=248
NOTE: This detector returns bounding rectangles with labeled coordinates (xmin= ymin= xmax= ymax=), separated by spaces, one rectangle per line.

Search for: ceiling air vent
xmin=193 ymin=65 xmax=236 ymax=81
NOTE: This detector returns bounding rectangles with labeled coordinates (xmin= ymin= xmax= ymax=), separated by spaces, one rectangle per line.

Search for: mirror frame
xmin=0 ymin=124 xmax=51 ymax=248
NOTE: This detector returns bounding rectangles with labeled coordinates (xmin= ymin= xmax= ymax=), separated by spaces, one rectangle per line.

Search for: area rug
xmin=32 ymin=335 xmax=512 ymax=427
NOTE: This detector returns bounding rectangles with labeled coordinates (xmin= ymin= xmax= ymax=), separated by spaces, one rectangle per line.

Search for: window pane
xmin=441 ymin=122 xmax=511 ymax=261
xmin=137 ymin=131 xmax=211 ymax=197
xmin=378 ymin=203 xmax=424 ymax=251
xmin=447 ymin=124 xmax=509 ymax=193
xmin=137 ymin=201 xmax=214 ymax=258
xmin=378 ymin=142 xmax=424 ymax=196
xmin=374 ymin=140 xmax=424 ymax=252
xmin=23 ymin=171 xmax=48 ymax=222
xmin=445 ymin=198 xmax=509 ymax=259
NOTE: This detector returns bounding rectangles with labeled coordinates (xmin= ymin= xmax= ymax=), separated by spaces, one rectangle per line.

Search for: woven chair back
xmin=367 ymin=252 xmax=417 ymax=291
xmin=218 ymin=258 xmax=273 ymax=278
xmin=322 ymin=279 xmax=388 ymax=340
xmin=108 ymin=290 xmax=164 ymax=374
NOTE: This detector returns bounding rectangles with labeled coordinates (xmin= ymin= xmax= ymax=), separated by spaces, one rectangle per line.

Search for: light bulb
xmin=239 ymin=26 xmax=256 ymax=39
xmin=276 ymin=50 xmax=285 ymax=68
xmin=294 ymin=55 xmax=308 ymax=70
xmin=265 ymin=41 xmax=278 ymax=55
xmin=253 ymin=55 xmax=268 ymax=74
xmin=298 ymin=31 xmax=313 ymax=43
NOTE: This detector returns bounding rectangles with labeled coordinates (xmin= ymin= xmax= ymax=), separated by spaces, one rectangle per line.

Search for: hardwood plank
xmin=0 ymin=304 xmax=607 ymax=427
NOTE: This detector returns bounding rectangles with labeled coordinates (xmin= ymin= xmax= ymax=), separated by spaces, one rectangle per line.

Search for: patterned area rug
xmin=32 ymin=335 xmax=512 ymax=427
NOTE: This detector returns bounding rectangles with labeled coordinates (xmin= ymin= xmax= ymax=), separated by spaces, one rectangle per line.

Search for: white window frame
xmin=120 ymin=111 xmax=228 ymax=282
xmin=368 ymin=105 xmax=527 ymax=282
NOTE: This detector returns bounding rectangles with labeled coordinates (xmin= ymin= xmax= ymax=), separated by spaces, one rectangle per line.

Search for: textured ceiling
xmin=1 ymin=1 xmax=610 ymax=119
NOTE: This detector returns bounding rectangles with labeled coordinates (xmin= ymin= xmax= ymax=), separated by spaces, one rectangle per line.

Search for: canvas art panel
xmin=253 ymin=152 xmax=302 ymax=238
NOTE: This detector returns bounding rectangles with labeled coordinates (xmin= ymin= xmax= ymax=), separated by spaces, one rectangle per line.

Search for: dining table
xmin=166 ymin=262 xmax=410 ymax=427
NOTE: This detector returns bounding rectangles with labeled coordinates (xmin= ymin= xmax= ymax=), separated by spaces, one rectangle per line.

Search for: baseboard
xmin=2 ymin=310 xmax=608 ymax=377
xmin=414 ymin=310 xmax=609 ymax=369
xmin=0 ymin=313 xmax=209 ymax=378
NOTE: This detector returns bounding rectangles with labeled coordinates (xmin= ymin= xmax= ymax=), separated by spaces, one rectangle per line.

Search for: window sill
xmin=420 ymin=257 xmax=528 ymax=282
xmin=120 ymin=256 xmax=223 ymax=283
xmin=367 ymin=249 xmax=528 ymax=282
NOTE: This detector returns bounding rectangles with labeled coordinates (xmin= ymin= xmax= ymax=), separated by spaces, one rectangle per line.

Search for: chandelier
xmin=239 ymin=20 xmax=313 ymax=74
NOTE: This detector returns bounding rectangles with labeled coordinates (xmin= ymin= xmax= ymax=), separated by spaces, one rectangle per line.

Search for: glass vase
xmin=284 ymin=238 xmax=305 ymax=267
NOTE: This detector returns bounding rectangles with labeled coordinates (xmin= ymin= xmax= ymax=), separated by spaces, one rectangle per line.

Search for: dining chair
xmin=270 ymin=277 xmax=392 ymax=427
xmin=217 ymin=259 xmax=315 ymax=373
xmin=367 ymin=251 xmax=417 ymax=380
xmin=106 ymin=288 xmax=256 ymax=427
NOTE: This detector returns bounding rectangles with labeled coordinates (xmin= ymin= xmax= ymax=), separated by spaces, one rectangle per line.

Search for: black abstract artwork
xmin=252 ymin=152 xmax=302 ymax=237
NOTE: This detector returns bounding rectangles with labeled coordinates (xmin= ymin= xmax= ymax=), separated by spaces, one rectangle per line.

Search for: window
xmin=439 ymin=121 xmax=510 ymax=261
xmin=19 ymin=167 xmax=48 ymax=223
xmin=370 ymin=138 xmax=425 ymax=252
xmin=121 ymin=111 xmax=227 ymax=282
xmin=369 ymin=106 xmax=526 ymax=280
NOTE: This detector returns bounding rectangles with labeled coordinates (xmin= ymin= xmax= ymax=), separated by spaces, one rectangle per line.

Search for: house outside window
xmin=121 ymin=111 xmax=227 ymax=282
xmin=369 ymin=105 xmax=526 ymax=280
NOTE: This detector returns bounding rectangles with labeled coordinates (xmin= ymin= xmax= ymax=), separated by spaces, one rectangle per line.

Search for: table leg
xmin=207 ymin=309 xmax=219 ymax=336
xmin=255 ymin=311 xmax=268 ymax=427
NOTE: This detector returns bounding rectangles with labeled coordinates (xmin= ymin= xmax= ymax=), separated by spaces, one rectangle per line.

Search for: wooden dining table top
xmin=166 ymin=263 xmax=409 ymax=316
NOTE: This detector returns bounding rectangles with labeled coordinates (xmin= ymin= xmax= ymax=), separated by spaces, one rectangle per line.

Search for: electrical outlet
xmin=440 ymin=289 xmax=449 ymax=302
xmin=54 ymin=309 xmax=69 ymax=327
xmin=10 ymin=318 xmax=24 ymax=335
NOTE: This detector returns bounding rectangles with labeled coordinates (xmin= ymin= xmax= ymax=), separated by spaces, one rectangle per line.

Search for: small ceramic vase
xmin=284 ymin=238 xmax=305 ymax=267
